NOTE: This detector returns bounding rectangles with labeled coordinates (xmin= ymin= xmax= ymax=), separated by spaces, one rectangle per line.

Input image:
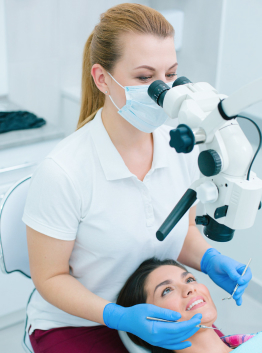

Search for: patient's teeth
xmin=186 ymin=299 xmax=204 ymax=311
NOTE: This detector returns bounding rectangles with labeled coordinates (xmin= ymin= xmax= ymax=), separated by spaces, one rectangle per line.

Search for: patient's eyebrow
xmin=153 ymin=271 xmax=191 ymax=295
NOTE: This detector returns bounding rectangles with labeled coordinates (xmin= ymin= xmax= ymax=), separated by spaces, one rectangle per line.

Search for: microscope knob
xmin=169 ymin=124 xmax=195 ymax=153
xmin=195 ymin=215 xmax=209 ymax=226
xmin=198 ymin=149 xmax=222 ymax=176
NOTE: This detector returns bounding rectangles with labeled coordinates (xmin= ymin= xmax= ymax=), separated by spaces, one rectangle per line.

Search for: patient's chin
xmin=200 ymin=308 xmax=217 ymax=326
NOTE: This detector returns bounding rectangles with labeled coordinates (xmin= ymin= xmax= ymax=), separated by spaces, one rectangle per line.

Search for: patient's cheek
xmin=157 ymin=298 xmax=181 ymax=314
xmin=150 ymin=295 xmax=180 ymax=312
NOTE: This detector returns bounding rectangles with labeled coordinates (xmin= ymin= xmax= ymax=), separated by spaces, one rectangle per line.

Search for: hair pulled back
xmin=116 ymin=257 xmax=188 ymax=353
xmin=76 ymin=3 xmax=174 ymax=130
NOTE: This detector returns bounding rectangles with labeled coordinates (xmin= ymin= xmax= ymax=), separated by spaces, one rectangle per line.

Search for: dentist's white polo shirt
xmin=22 ymin=107 xmax=200 ymax=335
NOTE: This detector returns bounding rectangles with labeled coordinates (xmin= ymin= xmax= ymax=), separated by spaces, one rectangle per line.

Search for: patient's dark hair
xmin=116 ymin=257 xmax=188 ymax=353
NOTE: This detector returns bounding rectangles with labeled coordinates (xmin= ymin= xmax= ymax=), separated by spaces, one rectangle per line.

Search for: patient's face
xmin=145 ymin=265 xmax=217 ymax=325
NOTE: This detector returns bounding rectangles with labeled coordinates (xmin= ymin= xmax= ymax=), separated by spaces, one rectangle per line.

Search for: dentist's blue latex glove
xmin=201 ymin=248 xmax=252 ymax=306
xmin=103 ymin=303 xmax=202 ymax=350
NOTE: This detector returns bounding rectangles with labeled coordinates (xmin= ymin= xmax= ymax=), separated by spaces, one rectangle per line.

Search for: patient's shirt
xmin=22 ymin=107 xmax=200 ymax=335
xmin=221 ymin=332 xmax=262 ymax=349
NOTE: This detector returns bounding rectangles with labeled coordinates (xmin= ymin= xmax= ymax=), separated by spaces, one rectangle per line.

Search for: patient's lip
xmin=186 ymin=296 xmax=205 ymax=311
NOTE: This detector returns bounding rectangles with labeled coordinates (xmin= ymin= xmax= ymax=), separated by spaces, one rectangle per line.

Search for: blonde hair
xmin=76 ymin=3 xmax=175 ymax=130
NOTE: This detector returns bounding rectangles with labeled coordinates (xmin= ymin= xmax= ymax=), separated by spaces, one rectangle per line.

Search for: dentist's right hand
xmin=103 ymin=303 xmax=202 ymax=350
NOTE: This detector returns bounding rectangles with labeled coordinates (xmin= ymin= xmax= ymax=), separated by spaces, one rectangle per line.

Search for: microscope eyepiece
xmin=148 ymin=80 xmax=170 ymax=107
xmin=148 ymin=77 xmax=193 ymax=108
xmin=172 ymin=76 xmax=192 ymax=87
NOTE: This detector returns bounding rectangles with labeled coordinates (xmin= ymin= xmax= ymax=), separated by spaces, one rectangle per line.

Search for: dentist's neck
xmin=173 ymin=328 xmax=234 ymax=353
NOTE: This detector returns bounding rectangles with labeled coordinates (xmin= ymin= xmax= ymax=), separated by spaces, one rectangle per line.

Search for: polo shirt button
xmin=146 ymin=204 xmax=153 ymax=213
xmin=142 ymin=188 xmax=148 ymax=196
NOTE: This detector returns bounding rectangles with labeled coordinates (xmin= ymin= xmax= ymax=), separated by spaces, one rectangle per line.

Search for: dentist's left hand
xmin=200 ymin=248 xmax=252 ymax=306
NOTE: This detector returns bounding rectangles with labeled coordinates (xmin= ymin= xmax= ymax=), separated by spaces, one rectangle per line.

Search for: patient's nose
xmin=181 ymin=282 xmax=197 ymax=297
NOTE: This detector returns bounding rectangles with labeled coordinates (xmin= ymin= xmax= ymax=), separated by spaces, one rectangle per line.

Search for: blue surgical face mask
xmin=107 ymin=72 xmax=173 ymax=133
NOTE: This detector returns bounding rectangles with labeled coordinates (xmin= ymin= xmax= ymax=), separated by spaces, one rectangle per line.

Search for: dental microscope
xmin=148 ymin=77 xmax=262 ymax=242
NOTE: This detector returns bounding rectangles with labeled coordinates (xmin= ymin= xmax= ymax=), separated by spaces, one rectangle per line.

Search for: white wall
xmin=216 ymin=0 xmax=262 ymax=119
xmin=0 ymin=0 xmax=8 ymax=95
xmin=150 ymin=0 xmax=223 ymax=87
xmin=4 ymin=0 xmax=150 ymax=127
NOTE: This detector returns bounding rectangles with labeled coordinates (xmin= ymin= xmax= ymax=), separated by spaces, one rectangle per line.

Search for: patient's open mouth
xmin=186 ymin=296 xmax=207 ymax=311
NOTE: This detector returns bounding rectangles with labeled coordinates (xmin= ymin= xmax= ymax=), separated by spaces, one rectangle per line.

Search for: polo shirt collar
xmin=90 ymin=108 xmax=168 ymax=181
xmin=152 ymin=125 xmax=169 ymax=171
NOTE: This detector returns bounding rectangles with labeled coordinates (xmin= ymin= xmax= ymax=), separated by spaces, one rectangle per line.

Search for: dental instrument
xmin=148 ymin=77 xmax=262 ymax=242
xmin=222 ymin=258 xmax=252 ymax=300
xmin=146 ymin=316 xmax=222 ymax=330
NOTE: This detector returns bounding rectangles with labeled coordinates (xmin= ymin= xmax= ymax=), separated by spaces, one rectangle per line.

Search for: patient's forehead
xmin=145 ymin=265 xmax=186 ymax=292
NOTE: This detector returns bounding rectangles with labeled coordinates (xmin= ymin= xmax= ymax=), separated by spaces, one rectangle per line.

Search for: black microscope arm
xmin=156 ymin=189 xmax=197 ymax=241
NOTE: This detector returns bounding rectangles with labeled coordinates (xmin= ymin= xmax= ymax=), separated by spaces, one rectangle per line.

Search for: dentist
xmin=23 ymin=3 xmax=252 ymax=353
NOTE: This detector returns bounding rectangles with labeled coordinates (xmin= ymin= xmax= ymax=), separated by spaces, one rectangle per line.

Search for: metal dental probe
xmin=146 ymin=317 xmax=222 ymax=330
xmin=222 ymin=258 xmax=252 ymax=300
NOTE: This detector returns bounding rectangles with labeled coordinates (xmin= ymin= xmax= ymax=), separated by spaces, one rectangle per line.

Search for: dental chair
xmin=0 ymin=174 xmax=149 ymax=353
xmin=0 ymin=175 xmax=35 ymax=353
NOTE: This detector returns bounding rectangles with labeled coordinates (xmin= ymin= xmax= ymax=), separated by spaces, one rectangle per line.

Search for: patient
xmin=116 ymin=257 xmax=248 ymax=353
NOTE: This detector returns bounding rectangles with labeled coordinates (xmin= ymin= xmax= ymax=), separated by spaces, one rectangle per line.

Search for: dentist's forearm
xmin=177 ymin=225 xmax=212 ymax=271
xmin=37 ymin=274 xmax=110 ymax=325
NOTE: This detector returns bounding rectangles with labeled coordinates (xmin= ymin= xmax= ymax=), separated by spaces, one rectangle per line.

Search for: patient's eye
xmin=187 ymin=276 xmax=196 ymax=283
xmin=162 ymin=287 xmax=172 ymax=297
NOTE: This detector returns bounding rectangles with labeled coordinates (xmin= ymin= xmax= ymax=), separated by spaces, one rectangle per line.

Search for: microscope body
xmin=153 ymin=79 xmax=262 ymax=241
